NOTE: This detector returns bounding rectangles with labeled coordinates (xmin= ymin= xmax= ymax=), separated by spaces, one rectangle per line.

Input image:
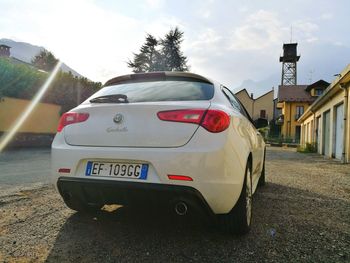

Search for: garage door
xmin=317 ymin=116 xmax=321 ymax=153
xmin=323 ymin=111 xmax=330 ymax=156
xmin=335 ymin=104 xmax=344 ymax=160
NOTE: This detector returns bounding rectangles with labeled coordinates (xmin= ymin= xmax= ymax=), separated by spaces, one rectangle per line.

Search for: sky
xmin=0 ymin=0 xmax=349 ymax=96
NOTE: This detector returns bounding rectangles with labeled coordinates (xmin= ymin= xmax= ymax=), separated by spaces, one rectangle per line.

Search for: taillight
xmin=157 ymin=109 xmax=230 ymax=133
xmin=201 ymin=109 xmax=230 ymax=133
xmin=57 ymin=112 xmax=89 ymax=132
xmin=157 ymin=109 xmax=206 ymax=125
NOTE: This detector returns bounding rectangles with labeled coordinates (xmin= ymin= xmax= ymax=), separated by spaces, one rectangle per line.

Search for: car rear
xmin=51 ymin=72 xmax=247 ymax=216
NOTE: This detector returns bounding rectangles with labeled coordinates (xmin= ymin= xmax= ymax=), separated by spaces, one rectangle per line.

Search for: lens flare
xmin=0 ymin=61 xmax=62 ymax=152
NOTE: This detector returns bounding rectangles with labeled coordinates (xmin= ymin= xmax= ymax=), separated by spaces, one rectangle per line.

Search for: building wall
xmin=252 ymin=91 xmax=274 ymax=121
xmin=300 ymin=86 xmax=350 ymax=162
xmin=280 ymin=101 xmax=311 ymax=139
xmin=0 ymin=97 xmax=61 ymax=133
xmin=235 ymin=89 xmax=274 ymax=121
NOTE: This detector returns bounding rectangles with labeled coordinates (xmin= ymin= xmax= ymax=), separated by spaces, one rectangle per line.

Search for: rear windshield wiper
xmin=90 ymin=94 xmax=129 ymax=103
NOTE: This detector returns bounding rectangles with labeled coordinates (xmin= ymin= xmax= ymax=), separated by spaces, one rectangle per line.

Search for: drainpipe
xmin=340 ymin=83 xmax=348 ymax=164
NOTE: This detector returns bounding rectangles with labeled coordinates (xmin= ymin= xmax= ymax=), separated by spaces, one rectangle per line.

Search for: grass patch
xmin=297 ymin=143 xmax=317 ymax=153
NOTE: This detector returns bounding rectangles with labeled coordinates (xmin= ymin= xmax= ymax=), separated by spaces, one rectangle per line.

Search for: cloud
xmin=229 ymin=10 xmax=321 ymax=51
xmin=195 ymin=0 xmax=215 ymax=19
xmin=145 ymin=0 xmax=164 ymax=9
xmin=0 ymin=0 xmax=185 ymax=82
xmin=183 ymin=28 xmax=229 ymax=78
xmin=0 ymin=0 xmax=348 ymax=91
xmin=0 ymin=0 xmax=143 ymax=81
xmin=144 ymin=16 xmax=185 ymax=38
xmin=230 ymin=10 xmax=286 ymax=50
xmin=320 ymin=13 xmax=333 ymax=20
xmin=292 ymin=21 xmax=319 ymax=43
xmin=185 ymin=28 xmax=224 ymax=54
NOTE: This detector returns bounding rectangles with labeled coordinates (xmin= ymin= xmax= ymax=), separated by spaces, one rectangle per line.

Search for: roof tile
xmin=278 ymin=85 xmax=315 ymax=102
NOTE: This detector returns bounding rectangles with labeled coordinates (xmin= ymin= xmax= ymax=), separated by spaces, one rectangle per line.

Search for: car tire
xmin=258 ymin=149 xmax=266 ymax=187
xmin=258 ymin=162 xmax=265 ymax=187
xmin=218 ymin=160 xmax=252 ymax=235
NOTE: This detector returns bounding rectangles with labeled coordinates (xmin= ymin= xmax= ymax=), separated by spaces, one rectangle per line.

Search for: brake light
xmin=57 ymin=112 xmax=89 ymax=132
xmin=168 ymin=175 xmax=193 ymax=181
xmin=201 ymin=109 xmax=230 ymax=133
xmin=157 ymin=109 xmax=206 ymax=124
xmin=157 ymin=109 xmax=230 ymax=133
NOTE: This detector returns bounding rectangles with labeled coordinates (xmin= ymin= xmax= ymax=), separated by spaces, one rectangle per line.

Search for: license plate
xmin=85 ymin=161 xmax=148 ymax=179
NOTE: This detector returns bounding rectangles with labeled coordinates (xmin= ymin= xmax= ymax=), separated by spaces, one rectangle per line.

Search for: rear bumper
xmin=57 ymin=176 xmax=214 ymax=216
xmin=52 ymin=127 xmax=249 ymax=214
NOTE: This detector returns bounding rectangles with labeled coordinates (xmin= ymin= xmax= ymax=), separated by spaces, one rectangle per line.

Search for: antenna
xmin=290 ymin=26 xmax=293 ymax=43
xmin=308 ymin=69 xmax=314 ymax=84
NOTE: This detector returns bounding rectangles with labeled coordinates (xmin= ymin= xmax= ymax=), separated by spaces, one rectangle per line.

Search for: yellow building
xmin=235 ymin=89 xmax=274 ymax=121
xmin=0 ymin=97 xmax=61 ymax=147
xmin=276 ymin=80 xmax=329 ymax=141
xmin=299 ymin=64 xmax=350 ymax=163
xmin=0 ymin=97 xmax=61 ymax=133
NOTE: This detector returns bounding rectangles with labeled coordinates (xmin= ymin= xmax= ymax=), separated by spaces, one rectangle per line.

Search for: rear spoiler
xmin=104 ymin=72 xmax=213 ymax=87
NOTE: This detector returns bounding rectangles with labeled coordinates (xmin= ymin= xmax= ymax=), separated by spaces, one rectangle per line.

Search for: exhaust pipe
xmin=175 ymin=202 xmax=188 ymax=216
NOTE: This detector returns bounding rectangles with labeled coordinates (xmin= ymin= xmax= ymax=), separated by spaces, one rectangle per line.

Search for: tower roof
xmin=279 ymin=43 xmax=300 ymax=62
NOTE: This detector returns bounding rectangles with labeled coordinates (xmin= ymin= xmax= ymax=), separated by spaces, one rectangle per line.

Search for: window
xmin=221 ymin=87 xmax=241 ymax=111
xmin=221 ymin=86 xmax=253 ymax=123
xmin=85 ymin=80 xmax=214 ymax=103
xmin=260 ymin=110 xmax=266 ymax=119
xmin=296 ymin=106 xmax=304 ymax=115
xmin=315 ymin=89 xmax=323 ymax=96
xmin=295 ymin=106 xmax=304 ymax=120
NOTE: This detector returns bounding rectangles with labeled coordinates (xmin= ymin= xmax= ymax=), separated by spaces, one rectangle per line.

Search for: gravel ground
xmin=0 ymin=147 xmax=349 ymax=263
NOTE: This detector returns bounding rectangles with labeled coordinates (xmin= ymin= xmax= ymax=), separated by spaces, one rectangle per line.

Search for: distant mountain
xmin=0 ymin=38 xmax=83 ymax=77
xmin=234 ymin=74 xmax=279 ymax=98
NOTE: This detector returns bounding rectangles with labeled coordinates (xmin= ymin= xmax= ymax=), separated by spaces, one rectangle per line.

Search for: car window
xmin=221 ymin=86 xmax=254 ymax=123
xmin=84 ymin=80 xmax=214 ymax=104
xmin=221 ymin=87 xmax=241 ymax=111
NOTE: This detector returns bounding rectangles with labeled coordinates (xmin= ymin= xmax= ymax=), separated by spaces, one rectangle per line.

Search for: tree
xmin=32 ymin=49 xmax=59 ymax=72
xmin=160 ymin=27 xmax=188 ymax=71
xmin=127 ymin=34 xmax=161 ymax=72
xmin=0 ymin=57 xmax=102 ymax=113
xmin=127 ymin=27 xmax=189 ymax=72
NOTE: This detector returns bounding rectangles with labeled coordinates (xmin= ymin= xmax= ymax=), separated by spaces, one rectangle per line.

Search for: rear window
xmin=84 ymin=80 xmax=214 ymax=103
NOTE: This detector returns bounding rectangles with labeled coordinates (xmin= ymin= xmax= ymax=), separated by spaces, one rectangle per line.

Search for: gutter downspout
xmin=340 ymin=83 xmax=348 ymax=164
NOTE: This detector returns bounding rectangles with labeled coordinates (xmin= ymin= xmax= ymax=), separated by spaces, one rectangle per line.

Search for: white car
xmin=51 ymin=72 xmax=266 ymax=234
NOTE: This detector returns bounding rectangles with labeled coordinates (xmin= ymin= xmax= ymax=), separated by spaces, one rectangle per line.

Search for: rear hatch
xmin=64 ymin=77 xmax=214 ymax=148
xmin=64 ymin=102 xmax=211 ymax=147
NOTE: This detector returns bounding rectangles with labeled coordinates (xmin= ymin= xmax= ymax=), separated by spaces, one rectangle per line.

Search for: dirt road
xmin=0 ymin=147 xmax=349 ymax=262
